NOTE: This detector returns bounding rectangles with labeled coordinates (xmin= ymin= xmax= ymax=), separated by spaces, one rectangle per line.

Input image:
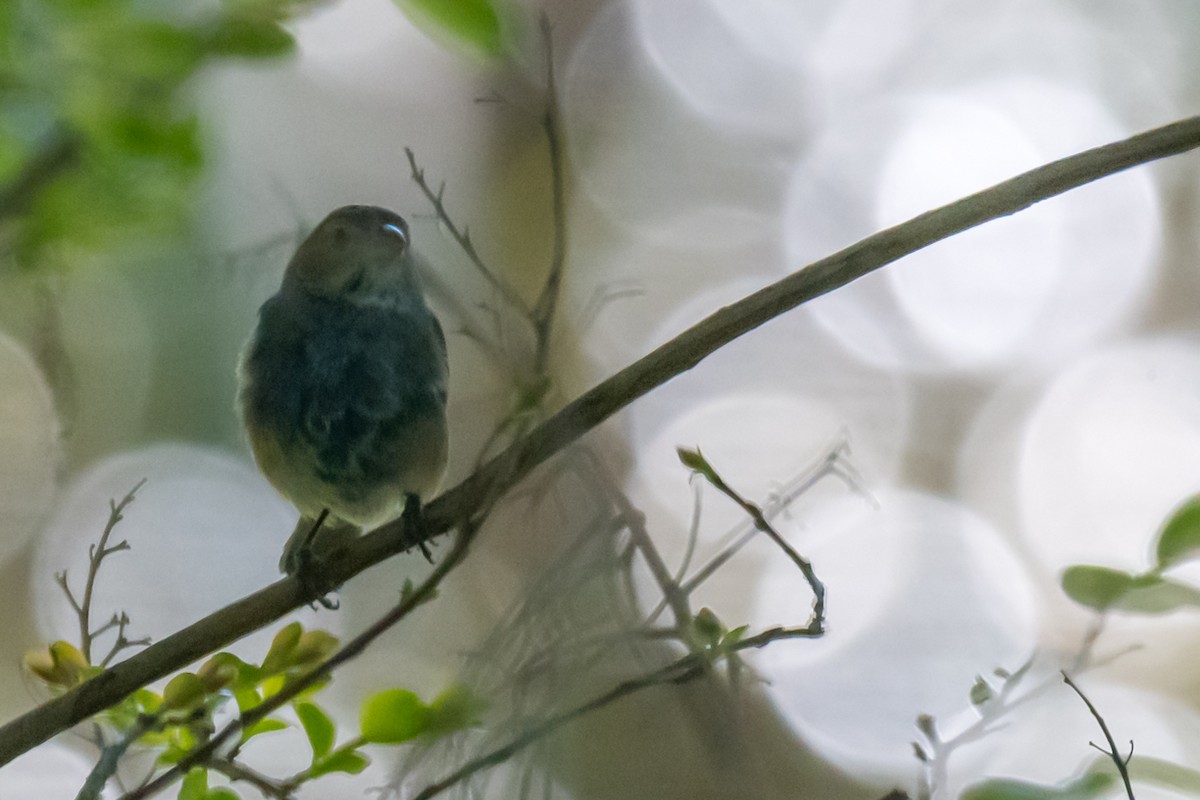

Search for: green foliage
xmin=360 ymin=688 xmax=430 ymax=744
xmin=0 ymin=0 xmax=315 ymax=268
xmin=23 ymin=615 xmax=482 ymax=796
xmin=1155 ymin=495 xmax=1200 ymax=569
xmin=1062 ymin=565 xmax=1200 ymax=614
xmin=424 ymin=683 xmax=485 ymax=737
xmin=296 ymin=701 xmax=335 ymax=759
xmin=959 ymin=770 xmax=1114 ymax=800
xmin=391 ymin=0 xmax=507 ymax=58
xmin=677 ymin=446 xmax=719 ymax=485
xmin=1062 ymin=493 xmax=1200 ymax=615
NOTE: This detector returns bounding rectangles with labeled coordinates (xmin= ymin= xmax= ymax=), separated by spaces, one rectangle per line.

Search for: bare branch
xmin=1062 ymin=672 xmax=1136 ymax=800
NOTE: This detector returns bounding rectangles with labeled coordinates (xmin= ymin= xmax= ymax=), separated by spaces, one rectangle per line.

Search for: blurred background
xmin=2 ymin=0 xmax=1200 ymax=797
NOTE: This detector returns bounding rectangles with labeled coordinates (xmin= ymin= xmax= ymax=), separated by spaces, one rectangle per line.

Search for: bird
xmin=237 ymin=205 xmax=448 ymax=579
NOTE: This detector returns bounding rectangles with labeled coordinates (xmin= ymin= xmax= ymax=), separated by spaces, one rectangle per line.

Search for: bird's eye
xmin=382 ymin=223 xmax=408 ymax=245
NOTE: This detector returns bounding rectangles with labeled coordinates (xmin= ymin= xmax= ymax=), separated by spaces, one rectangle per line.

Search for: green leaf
xmin=260 ymin=622 xmax=302 ymax=675
xmin=1155 ymin=496 xmax=1200 ymax=569
xmin=162 ymin=672 xmax=207 ymax=711
xmin=691 ymin=607 xmax=723 ymax=648
xmin=1061 ymin=566 xmax=1137 ymax=611
xmin=360 ymin=689 xmax=429 ymax=744
xmin=207 ymin=16 xmax=295 ymax=57
xmin=969 ymin=675 xmax=993 ymax=707
xmin=677 ymin=446 xmax=722 ymax=485
xmin=241 ymin=717 xmax=287 ymax=743
xmin=1061 ymin=565 xmax=1200 ymax=614
xmin=392 ymin=0 xmax=504 ymax=58
xmin=296 ymin=701 xmax=336 ymax=760
xmin=204 ymin=789 xmax=242 ymax=800
xmin=959 ymin=770 xmax=1113 ymax=800
xmin=425 ymin=684 xmax=484 ymax=737
xmin=291 ymin=629 xmax=339 ymax=668
xmin=179 ymin=767 xmax=208 ymax=800
xmin=1132 ymin=755 xmax=1200 ymax=794
xmin=309 ymin=749 xmax=370 ymax=779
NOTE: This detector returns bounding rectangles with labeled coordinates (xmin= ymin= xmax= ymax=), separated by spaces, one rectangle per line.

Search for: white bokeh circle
xmin=1017 ymin=337 xmax=1200 ymax=574
xmin=0 ymin=332 xmax=59 ymax=566
xmin=3 ymin=741 xmax=98 ymax=799
xmin=754 ymin=490 xmax=1038 ymax=780
xmin=784 ymin=78 xmax=1159 ymax=373
xmin=32 ymin=443 xmax=332 ymax=663
xmin=563 ymin=1 xmax=783 ymax=248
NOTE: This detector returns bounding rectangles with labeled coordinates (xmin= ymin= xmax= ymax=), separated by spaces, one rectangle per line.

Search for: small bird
xmin=237 ymin=205 xmax=449 ymax=577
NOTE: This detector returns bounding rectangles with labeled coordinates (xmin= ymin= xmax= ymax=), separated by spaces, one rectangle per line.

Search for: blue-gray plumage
xmin=238 ymin=205 xmax=448 ymax=573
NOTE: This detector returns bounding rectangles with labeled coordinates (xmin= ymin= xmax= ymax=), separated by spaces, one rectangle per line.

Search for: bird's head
xmin=284 ymin=205 xmax=418 ymax=301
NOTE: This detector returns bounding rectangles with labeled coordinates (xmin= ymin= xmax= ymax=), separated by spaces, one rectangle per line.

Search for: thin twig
xmin=74 ymin=714 xmax=155 ymax=800
xmin=404 ymin=148 xmax=533 ymax=319
xmin=412 ymin=657 xmax=706 ymax=800
xmin=687 ymin=453 xmax=824 ymax=630
xmin=57 ymin=480 xmax=146 ymax=664
xmin=204 ymin=757 xmax=297 ymax=800
xmin=1062 ymin=672 xmax=1136 ymax=800
xmin=412 ymin=620 xmax=818 ymax=800
xmin=531 ymin=11 xmax=569 ymax=376
xmin=3 ymin=114 xmax=1200 ymax=769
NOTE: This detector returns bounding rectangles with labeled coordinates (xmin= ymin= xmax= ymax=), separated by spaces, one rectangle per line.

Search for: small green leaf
xmin=692 ymin=607 xmax=723 ymax=648
xmin=360 ymin=689 xmax=429 ymax=744
xmin=969 ymin=675 xmax=993 ymax=707
xmin=720 ymin=625 xmax=750 ymax=649
xmin=1062 ymin=565 xmax=1200 ymax=614
xmin=1155 ymin=496 xmax=1200 ymax=569
xmin=162 ymin=673 xmax=207 ymax=711
xmin=260 ymin=622 xmax=302 ymax=675
xmin=1061 ymin=565 xmax=1136 ymax=611
xmin=677 ymin=447 xmax=710 ymax=475
xmin=205 ymin=789 xmax=242 ymax=800
xmin=241 ymin=717 xmax=287 ymax=743
xmin=959 ymin=770 xmax=1113 ymax=800
xmin=309 ymin=749 xmax=370 ymax=779
xmin=207 ymin=17 xmax=295 ymax=57
xmin=296 ymin=701 xmax=336 ymax=760
xmin=425 ymin=684 xmax=484 ymax=736
xmin=291 ymin=629 xmax=339 ymax=668
xmin=392 ymin=0 xmax=504 ymax=58
xmin=179 ymin=767 xmax=208 ymax=800
xmin=1117 ymin=574 xmax=1200 ymax=614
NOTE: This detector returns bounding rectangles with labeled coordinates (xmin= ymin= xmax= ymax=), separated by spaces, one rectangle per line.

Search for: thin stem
xmin=531 ymin=12 xmax=569 ymax=376
xmin=413 ymin=621 xmax=818 ymax=800
xmin=691 ymin=456 xmax=824 ymax=630
xmin=1062 ymin=672 xmax=1136 ymax=800
xmin=60 ymin=480 xmax=146 ymax=664
xmin=404 ymin=148 xmax=534 ymax=320
xmin=74 ymin=715 xmax=155 ymax=800
xmin=204 ymin=758 xmax=296 ymax=800
xmin=3 ymin=114 xmax=1199 ymax=770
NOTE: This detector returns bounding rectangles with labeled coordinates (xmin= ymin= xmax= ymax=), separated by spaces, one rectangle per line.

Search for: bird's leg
xmin=402 ymin=492 xmax=434 ymax=563
xmin=283 ymin=509 xmax=341 ymax=610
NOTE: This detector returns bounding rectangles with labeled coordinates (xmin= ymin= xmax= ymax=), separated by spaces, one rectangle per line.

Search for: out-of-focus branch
xmin=2 ymin=113 xmax=1199 ymax=770
xmin=0 ymin=128 xmax=82 ymax=221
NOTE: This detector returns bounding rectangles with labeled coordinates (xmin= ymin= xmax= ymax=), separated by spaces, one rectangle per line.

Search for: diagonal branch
xmin=2 ymin=114 xmax=1199 ymax=770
